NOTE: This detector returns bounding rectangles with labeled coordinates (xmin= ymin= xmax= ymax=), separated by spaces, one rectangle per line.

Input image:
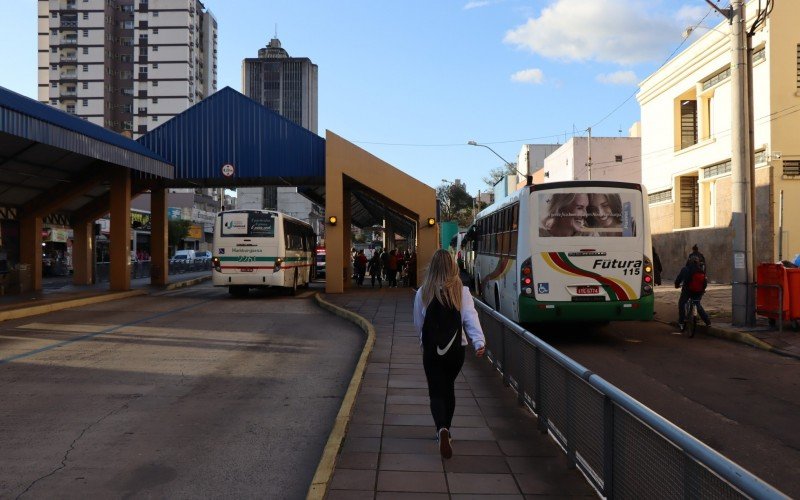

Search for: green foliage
xmin=482 ymin=162 xmax=519 ymax=189
xmin=437 ymin=180 xmax=476 ymax=228
xmin=168 ymin=219 xmax=192 ymax=248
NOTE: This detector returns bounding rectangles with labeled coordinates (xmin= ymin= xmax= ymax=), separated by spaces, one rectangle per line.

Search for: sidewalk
xmin=320 ymin=288 xmax=594 ymax=499
xmin=653 ymin=284 xmax=800 ymax=359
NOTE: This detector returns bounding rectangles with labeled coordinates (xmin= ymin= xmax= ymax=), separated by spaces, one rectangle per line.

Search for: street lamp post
xmin=467 ymin=141 xmax=532 ymax=185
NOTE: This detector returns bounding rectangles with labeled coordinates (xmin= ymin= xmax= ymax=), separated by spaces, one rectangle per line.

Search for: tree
xmin=437 ymin=180 xmax=475 ymax=227
xmin=168 ymin=220 xmax=192 ymax=250
xmin=482 ymin=162 xmax=519 ymax=189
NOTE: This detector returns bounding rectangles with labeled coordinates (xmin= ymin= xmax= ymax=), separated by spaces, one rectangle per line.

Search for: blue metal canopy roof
xmin=137 ymin=87 xmax=325 ymax=187
xmin=0 ymin=86 xmax=172 ymax=178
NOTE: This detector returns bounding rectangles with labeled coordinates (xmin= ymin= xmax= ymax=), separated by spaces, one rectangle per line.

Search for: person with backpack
xmin=674 ymin=255 xmax=711 ymax=330
xmin=686 ymin=244 xmax=706 ymax=271
xmin=413 ymin=249 xmax=486 ymax=459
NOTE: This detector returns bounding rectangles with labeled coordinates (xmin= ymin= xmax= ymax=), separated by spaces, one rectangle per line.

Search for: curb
xmin=0 ymin=289 xmax=146 ymax=323
xmin=164 ymin=275 xmax=211 ymax=291
xmin=306 ymin=293 xmax=376 ymax=500
xmin=654 ymin=317 xmax=788 ymax=355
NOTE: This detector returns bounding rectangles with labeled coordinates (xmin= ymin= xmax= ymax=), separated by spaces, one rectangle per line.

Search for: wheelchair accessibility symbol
xmin=537 ymin=282 xmax=549 ymax=294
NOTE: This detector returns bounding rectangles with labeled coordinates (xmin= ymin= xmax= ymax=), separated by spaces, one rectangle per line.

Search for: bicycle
xmin=682 ymin=298 xmax=701 ymax=338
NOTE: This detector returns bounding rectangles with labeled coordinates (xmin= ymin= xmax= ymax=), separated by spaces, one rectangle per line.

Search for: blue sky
xmin=0 ymin=0 xmax=721 ymax=196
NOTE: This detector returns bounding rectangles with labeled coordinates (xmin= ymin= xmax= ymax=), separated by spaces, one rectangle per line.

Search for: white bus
xmin=211 ymin=210 xmax=316 ymax=296
xmin=470 ymin=181 xmax=654 ymax=323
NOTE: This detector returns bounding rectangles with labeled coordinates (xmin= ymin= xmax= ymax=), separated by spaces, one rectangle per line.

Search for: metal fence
xmin=94 ymin=260 xmax=211 ymax=283
xmin=473 ymin=300 xmax=786 ymax=500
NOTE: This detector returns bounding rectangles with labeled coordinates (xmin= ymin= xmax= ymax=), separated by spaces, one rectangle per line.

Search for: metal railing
xmin=473 ymin=300 xmax=786 ymax=499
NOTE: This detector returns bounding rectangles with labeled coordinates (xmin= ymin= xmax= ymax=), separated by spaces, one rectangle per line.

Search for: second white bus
xmin=211 ymin=210 xmax=316 ymax=296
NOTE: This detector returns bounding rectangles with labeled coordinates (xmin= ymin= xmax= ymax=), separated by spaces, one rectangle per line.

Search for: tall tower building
xmin=37 ymin=0 xmax=217 ymax=137
xmin=242 ymin=37 xmax=318 ymax=133
xmin=238 ymin=37 xmax=320 ymax=229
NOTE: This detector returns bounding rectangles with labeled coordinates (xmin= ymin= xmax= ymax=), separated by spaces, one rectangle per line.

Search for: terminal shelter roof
xmin=136 ymin=87 xmax=325 ymax=188
xmin=0 ymin=86 xmax=172 ymax=215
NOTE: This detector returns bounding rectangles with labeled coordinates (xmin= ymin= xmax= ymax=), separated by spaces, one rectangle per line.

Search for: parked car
xmin=170 ymin=249 xmax=196 ymax=263
xmin=194 ymin=250 xmax=212 ymax=262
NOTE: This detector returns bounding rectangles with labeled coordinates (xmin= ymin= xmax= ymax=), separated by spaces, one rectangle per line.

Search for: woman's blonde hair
xmin=420 ymin=249 xmax=463 ymax=311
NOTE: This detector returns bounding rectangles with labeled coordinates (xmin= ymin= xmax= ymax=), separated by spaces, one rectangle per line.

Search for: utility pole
xmin=586 ymin=127 xmax=592 ymax=180
xmin=730 ymin=0 xmax=756 ymax=326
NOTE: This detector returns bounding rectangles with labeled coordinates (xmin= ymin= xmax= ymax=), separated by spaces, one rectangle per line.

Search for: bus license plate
xmin=576 ymin=285 xmax=599 ymax=294
xmin=239 ymin=267 xmax=254 ymax=272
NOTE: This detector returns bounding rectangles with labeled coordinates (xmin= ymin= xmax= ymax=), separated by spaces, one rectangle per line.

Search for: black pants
xmin=422 ymin=344 xmax=465 ymax=431
xmin=678 ymin=289 xmax=710 ymax=324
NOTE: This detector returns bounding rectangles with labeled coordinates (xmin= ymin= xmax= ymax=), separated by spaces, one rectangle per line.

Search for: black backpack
xmin=421 ymin=298 xmax=462 ymax=355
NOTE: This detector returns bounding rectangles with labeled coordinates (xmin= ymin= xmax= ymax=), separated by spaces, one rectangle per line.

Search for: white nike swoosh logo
xmin=437 ymin=330 xmax=460 ymax=355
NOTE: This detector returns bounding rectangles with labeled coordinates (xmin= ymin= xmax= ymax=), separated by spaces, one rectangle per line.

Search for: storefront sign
xmin=168 ymin=207 xmax=183 ymax=220
xmin=187 ymin=225 xmax=203 ymax=239
xmin=131 ymin=211 xmax=152 ymax=231
xmin=43 ymin=227 xmax=70 ymax=243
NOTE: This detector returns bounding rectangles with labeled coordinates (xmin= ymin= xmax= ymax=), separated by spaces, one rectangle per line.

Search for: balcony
xmin=59 ymin=72 xmax=78 ymax=81
xmin=59 ymin=90 xmax=78 ymax=100
xmin=62 ymin=3 xmax=77 ymax=10
xmin=60 ymin=55 xmax=78 ymax=63
xmin=60 ymin=37 xmax=78 ymax=46
xmin=60 ymin=19 xmax=78 ymax=28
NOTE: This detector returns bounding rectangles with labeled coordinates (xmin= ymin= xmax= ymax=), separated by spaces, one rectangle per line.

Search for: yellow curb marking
xmin=306 ymin=293 xmax=376 ymax=500
xmin=0 ymin=290 xmax=146 ymax=323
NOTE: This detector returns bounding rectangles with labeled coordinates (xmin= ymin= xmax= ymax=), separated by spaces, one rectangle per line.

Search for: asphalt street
xmin=535 ymin=318 xmax=800 ymax=498
xmin=0 ymin=283 xmax=364 ymax=499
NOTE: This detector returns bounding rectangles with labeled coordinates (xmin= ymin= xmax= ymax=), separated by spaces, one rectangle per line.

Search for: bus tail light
xmin=274 ymin=257 xmax=283 ymax=272
xmin=212 ymin=256 xmax=221 ymax=272
xmin=521 ymin=257 xmax=534 ymax=295
xmin=641 ymin=256 xmax=654 ymax=296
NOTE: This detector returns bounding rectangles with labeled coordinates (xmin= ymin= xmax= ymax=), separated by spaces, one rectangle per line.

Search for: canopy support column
xmin=109 ymin=167 xmax=131 ymax=291
xmin=150 ymin=187 xmax=169 ymax=286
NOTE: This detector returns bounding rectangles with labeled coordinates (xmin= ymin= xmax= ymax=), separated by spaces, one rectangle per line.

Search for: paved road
xmin=0 ymin=283 xmax=364 ymax=499
xmin=534 ymin=319 xmax=800 ymax=498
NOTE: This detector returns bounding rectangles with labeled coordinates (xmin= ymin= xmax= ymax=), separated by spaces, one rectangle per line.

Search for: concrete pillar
xmin=150 ymin=187 xmax=169 ymax=286
xmin=109 ymin=168 xmax=131 ymax=291
xmin=343 ymin=191 xmax=352 ymax=290
xmin=72 ymin=220 xmax=93 ymax=285
xmin=416 ymin=217 xmax=439 ymax=287
xmin=324 ymin=170 xmax=345 ymax=293
xmin=19 ymin=215 xmax=43 ymax=292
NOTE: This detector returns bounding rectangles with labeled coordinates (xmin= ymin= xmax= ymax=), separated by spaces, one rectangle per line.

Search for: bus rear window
xmin=538 ymin=191 xmax=637 ymax=237
xmin=220 ymin=212 xmax=275 ymax=238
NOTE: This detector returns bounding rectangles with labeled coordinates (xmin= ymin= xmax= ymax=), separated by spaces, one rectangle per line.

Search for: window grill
xmin=784 ymin=160 xmax=800 ymax=177
xmin=648 ymin=189 xmax=672 ymax=204
xmin=702 ymin=160 xmax=731 ymax=178
xmin=702 ymin=67 xmax=730 ymax=91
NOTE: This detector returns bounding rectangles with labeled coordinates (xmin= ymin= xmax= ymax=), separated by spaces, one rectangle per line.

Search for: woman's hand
xmin=475 ymin=346 xmax=486 ymax=358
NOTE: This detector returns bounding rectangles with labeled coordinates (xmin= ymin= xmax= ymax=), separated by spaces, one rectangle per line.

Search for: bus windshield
xmin=220 ymin=211 xmax=275 ymax=238
xmin=537 ymin=189 xmax=639 ymax=238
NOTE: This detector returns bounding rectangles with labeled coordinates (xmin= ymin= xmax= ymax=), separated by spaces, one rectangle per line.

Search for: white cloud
xmin=596 ymin=70 xmax=639 ymax=85
xmin=511 ymin=68 xmax=544 ymax=84
xmin=503 ymin=0 xmax=686 ymax=65
xmin=464 ymin=1 xmax=491 ymax=9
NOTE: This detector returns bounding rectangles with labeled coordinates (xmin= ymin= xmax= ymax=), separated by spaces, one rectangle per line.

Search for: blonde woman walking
xmin=413 ymin=249 xmax=486 ymax=459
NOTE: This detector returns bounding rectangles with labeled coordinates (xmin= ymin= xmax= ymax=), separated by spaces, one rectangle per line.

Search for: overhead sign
xmin=167 ymin=207 xmax=183 ymax=220
xmin=221 ymin=163 xmax=235 ymax=177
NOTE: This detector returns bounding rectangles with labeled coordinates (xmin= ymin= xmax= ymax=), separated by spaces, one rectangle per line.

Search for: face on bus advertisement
xmin=539 ymin=191 xmax=636 ymax=237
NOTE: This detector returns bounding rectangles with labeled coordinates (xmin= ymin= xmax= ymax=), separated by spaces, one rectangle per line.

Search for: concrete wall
xmin=542 ymin=137 xmax=641 ymax=183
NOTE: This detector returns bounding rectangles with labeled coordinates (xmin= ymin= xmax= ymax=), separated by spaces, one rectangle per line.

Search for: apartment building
xmin=37 ymin=0 xmax=217 ymax=137
xmin=637 ymin=0 xmax=800 ymax=281
xmin=537 ymin=137 xmax=641 ymax=184
xmin=237 ymin=37 xmax=322 ymax=235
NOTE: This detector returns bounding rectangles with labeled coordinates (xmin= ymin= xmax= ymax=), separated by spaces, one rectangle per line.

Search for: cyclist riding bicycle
xmin=675 ymin=255 xmax=711 ymax=330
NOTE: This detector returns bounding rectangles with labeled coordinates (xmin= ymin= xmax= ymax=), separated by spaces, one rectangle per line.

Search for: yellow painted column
xmin=325 ymin=171 xmax=345 ymax=293
xmin=415 ymin=217 xmax=439 ymax=286
xmin=109 ymin=168 xmax=131 ymax=291
xmin=150 ymin=187 xmax=168 ymax=286
xmin=19 ymin=215 xmax=43 ymax=292
xmin=72 ymin=220 xmax=93 ymax=285
xmin=343 ymin=191 xmax=352 ymax=290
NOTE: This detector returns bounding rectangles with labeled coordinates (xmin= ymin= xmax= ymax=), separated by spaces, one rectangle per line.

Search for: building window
xmin=82 ymin=81 xmax=88 ymax=89
xmin=615 ymin=155 xmax=623 ymax=162
xmin=82 ymin=29 xmax=88 ymax=37
xmin=50 ymin=99 xmax=58 ymax=105
xmin=83 ymin=12 xmax=88 ymax=20
xmin=51 ymin=47 xmax=57 ymax=53
xmin=648 ymin=189 xmax=672 ymax=205
xmin=82 ymin=64 xmax=88 ymax=72
xmin=153 ymin=28 xmax=158 ymax=34
xmin=680 ymin=100 xmax=698 ymax=149
xmin=152 ymin=97 xmax=158 ymax=103
xmin=66 ymin=104 xmax=76 ymax=114
xmin=152 ymin=63 xmax=158 ymax=68
xmin=153 ymin=11 xmax=158 ymax=16
xmin=702 ymin=67 xmax=731 ymax=91
xmin=679 ymin=175 xmax=699 ymax=228
xmin=152 ymin=115 xmax=158 ymax=121
xmin=152 ymin=80 xmax=158 ymax=86
xmin=755 ymin=149 xmax=767 ymax=165
xmin=51 ymin=82 xmax=57 ymax=88
xmin=82 ymin=46 xmax=88 ymax=54
xmin=702 ymin=160 xmax=731 ymax=179
xmin=51 ymin=64 xmax=58 ymax=70
xmin=82 ymin=99 xmax=88 ymax=106
xmin=52 ymin=12 xmax=58 ymax=18
xmin=152 ymin=45 xmax=158 ymax=51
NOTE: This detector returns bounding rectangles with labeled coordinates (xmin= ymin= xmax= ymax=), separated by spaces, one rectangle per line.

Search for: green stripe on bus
xmin=518 ymin=294 xmax=654 ymax=322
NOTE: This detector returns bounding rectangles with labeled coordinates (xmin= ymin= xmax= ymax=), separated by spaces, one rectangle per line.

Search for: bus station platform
xmin=318 ymin=288 xmax=595 ymax=499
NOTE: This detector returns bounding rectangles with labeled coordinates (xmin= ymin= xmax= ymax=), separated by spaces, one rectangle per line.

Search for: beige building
xmin=38 ymin=0 xmax=217 ymax=137
xmin=637 ymin=0 xmax=800 ymax=282
xmin=540 ymin=137 xmax=641 ymax=183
